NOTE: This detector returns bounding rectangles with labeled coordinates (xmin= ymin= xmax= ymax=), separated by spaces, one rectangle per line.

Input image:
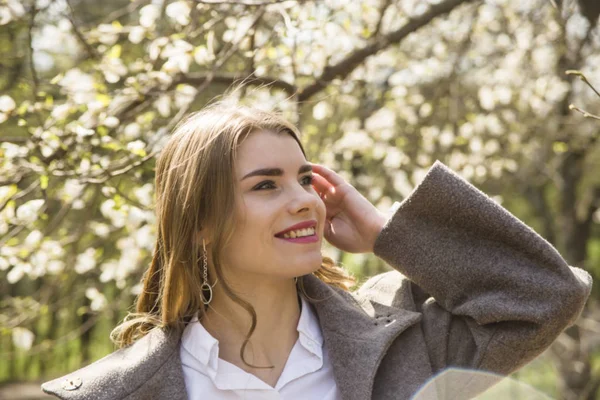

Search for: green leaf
xmin=108 ymin=44 xmax=122 ymax=59
xmin=552 ymin=141 xmax=568 ymax=154
xmin=96 ymin=94 xmax=111 ymax=106
xmin=50 ymin=74 xmax=63 ymax=84
xmin=130 ymin=148 xmax=147 ymax=157
xmin=40 ymin=175 xmax=49 ymax=190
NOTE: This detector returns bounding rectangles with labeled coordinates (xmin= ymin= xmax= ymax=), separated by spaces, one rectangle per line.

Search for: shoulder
xmin=41 ymin=328 xmax=181 ymax=400
xmin=354 ymin=270 xmax=428 ymax=312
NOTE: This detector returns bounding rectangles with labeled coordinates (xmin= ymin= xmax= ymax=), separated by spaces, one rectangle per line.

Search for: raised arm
xmin=372 ymin=161 xmax=592 ymax=374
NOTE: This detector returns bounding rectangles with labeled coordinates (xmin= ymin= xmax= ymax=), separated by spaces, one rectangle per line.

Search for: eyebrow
xmin=241 ymin=164 xmax=313 ymax=181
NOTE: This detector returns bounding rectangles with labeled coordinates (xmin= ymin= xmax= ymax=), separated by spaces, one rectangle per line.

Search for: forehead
xmin=236 ymin=130 xmax=305 ymax=173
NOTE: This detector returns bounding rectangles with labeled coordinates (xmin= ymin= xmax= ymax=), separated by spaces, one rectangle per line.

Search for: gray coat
xmin=42 ymin=161 xmax=592 ymax=400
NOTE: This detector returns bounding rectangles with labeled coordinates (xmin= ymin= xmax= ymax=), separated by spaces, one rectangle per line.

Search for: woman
xmin=42 ymin=103 xmax=592 ymax=400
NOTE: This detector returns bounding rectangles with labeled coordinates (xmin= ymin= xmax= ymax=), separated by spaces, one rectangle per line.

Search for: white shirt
xmin=180 ymin=294 xmax=342 ymax=399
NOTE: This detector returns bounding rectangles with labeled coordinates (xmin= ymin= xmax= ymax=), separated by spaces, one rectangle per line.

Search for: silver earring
xmin=294 ymin=276 xmax=298 ymax=284
xmin=200 ymin=239 xmax=218 ymax=305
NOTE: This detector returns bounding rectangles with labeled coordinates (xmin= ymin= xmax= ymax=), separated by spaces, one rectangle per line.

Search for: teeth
xmin=283 ymin=227 xmax=315 ymax=239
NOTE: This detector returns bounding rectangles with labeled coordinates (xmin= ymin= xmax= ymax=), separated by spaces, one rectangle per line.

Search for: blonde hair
xmin=111 ymin=102 xmax=355 ymax=368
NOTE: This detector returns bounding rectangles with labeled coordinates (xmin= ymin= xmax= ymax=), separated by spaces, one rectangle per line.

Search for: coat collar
xmin=302 ymin=273 xmax=422 ymax=400
xmin=42 ymin=274 xmax=421 ymax=400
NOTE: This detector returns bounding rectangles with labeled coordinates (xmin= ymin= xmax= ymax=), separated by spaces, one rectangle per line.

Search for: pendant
xmin=201 ymin=282 xmax=213 ymax=305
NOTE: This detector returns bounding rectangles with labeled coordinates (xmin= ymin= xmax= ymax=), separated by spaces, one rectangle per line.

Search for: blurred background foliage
xmin=0 ymin=0 xmax=599 ymax=398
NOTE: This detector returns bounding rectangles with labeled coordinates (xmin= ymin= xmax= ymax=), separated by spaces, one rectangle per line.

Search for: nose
xmin=287 ymin=183 xmax=319 ymax=214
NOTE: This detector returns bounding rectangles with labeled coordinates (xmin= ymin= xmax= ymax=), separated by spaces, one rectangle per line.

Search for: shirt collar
xmin=296 ymin=293 xmax=323 ymax=358
xmin=181 ymin=293 xmax=323 ymax=371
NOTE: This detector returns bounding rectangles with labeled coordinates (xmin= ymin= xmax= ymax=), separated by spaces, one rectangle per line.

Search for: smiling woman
xmin=117 ymin=103 xmax=355 ymax=370
xmin=41 ymin=102 xmax=592 ymax=400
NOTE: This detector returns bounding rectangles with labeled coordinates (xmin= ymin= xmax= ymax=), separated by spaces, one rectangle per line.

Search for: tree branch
xmin=65 ymin=0 xmax=100 ymax=60
xmin=26 ymin=4 xmax=39 ymax=97
xmin=372 ymin=0 xmax=393 ymax=38
xmin=297 ymin=0 xmax=478 ymax=102
xmin=101 ymin=0 xmax=149 ymax=23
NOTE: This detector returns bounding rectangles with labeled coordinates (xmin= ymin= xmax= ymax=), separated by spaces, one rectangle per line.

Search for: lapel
xmin=43 ymin=275 xmax=421 ymax=400
xmin=41 ymin=328 xmax=188 ymax=400
xmin=302 ymin=274 xmax=422 ymax=400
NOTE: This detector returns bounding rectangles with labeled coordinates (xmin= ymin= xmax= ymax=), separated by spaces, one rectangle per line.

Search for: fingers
xmin=311 ymin=173 xmax=335 ymax=200
xmin=309 ymin=163 xmax=347 ymax=187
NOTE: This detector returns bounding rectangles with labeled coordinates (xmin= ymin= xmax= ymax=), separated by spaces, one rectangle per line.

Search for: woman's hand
xmin=310 ymin=163 xmax=388 ymax=254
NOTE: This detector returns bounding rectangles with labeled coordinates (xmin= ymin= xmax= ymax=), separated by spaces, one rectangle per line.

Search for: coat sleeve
xmin=372 ymin=160 xmax=592 ymax=375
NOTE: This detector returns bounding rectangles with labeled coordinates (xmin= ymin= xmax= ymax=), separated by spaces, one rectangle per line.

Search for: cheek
xmin=315 ymin=194 xmax=327 ymax=218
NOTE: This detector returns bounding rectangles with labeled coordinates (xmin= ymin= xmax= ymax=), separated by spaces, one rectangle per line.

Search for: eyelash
xmin=254 ymin=175 xmax=314 ymax=191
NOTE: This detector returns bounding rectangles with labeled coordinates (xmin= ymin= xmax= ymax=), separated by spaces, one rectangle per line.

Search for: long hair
xmin=110 ymin=102 xmax=355 ymax=368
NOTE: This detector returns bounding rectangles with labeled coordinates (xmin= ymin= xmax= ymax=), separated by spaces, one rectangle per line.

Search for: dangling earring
xmin=294 ymin=277 xmax=298 ymax=284
xmin=200 ymin=239 xmax=218 ymax=305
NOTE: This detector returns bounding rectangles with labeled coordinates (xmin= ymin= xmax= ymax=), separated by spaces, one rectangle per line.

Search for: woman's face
xmin=221 ymin=129 xmax=326 ymax=284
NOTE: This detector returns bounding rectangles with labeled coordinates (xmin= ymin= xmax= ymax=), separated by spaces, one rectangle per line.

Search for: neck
xmin=201 ymin=276 xmax=301 ymax=369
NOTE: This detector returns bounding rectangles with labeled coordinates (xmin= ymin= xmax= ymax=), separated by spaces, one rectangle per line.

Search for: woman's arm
xmin=372 ymin=161 xmax=592 ymax=373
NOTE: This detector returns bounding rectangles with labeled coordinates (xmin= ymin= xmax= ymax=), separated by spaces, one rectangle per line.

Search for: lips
xmin=275 ymin=220 xmax=318 ymax=237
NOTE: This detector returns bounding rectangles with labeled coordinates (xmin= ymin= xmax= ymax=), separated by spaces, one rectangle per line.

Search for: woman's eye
xmin=253 ymin=175 xmax=313 ymax=191
xmin=254 ymin=180 xmax=276 ymax=190
xmin=301 ymin=175 xmax=314 ymax=185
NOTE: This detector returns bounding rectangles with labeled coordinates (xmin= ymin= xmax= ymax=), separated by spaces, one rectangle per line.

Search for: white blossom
xmin=51 ymin=103 xmax=71 ymax=120
xmin=140 ymin=4 xmax=160 ymax=28
xmin=166 ymin=1 xmax=191 ymax=26
xmin=383 ymin=147 xmax=407 ymax=169
xmin=127 ymin=140 xmax=146 ymax=153
xmin=62 ymin=179 xmax=85 ymax=200
xmin=135 ymin=224 xmax=156 ymax=250
xmin=97 ymin=24 xmax=119 ymax=46
xmin=0 ymin=95 xmax=16 ymax=113
xmin=16 ymin=199 xmax=45 ymax=223
xmin=478 ymin=86 xmax=496 ymax=111
xmin=103 ymin=116 xmax=120 ymax=128
xmin=12 ymin=327 xmax=35 ymax=351
xmin=128 ymin=26 xmax=146 ymax=44
xmin=90 ymin=221 xmax=111 ymax=238
xmin=75 ymin=125 xmax=95 ymax=137
xmin=0 ymin=257 xmax=9 ymax=271
xmin=124 ymin=123 xmax=142 ymax=140
xmin=85 ymin=287 xmax=107 ymax=311
xmin=127 ymin=206 xmax=152 ymax=228
xmin=162 ymin=53 xmax=192 ymax=74
xmin=393 ymin=170 xmax=413 ymax=198
xmin=193 ymin=46 xmax=214 ymax=65
xmin=59 ymin=69 xmax=96 ymax=104
xmin=134 ymin=183 xmax=154 ymax=207
xmin=312 ymin=101 xmax=332 ymax=120
xmin=174 ymin=85 xmax=198 ymax=107
xmin=1 ymin=143 xmax=28 ymax=159
xmin=7 ymin=262 xmax=30 ymax=284
xmin=102 ymin=58 xmax=128 ymax=83
xmin=0 ymin=0 xmax=25 ymax=25
xmin=334 ymin=130 xmax=373 ymax=151
xmin=24 ymin=230 xmax=43 ymax=248
xmin=154 ymin=95 xmax=171 ymax=117
xmin=100 ymin=199 xmax=127 ymax=228
xmin=148 ymin=37 xmax=169 ymax=61
xmin=75 ymin=248 xmax=97 ymax=274
xmin=47 ymin=260 xmax=65 ymax=274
